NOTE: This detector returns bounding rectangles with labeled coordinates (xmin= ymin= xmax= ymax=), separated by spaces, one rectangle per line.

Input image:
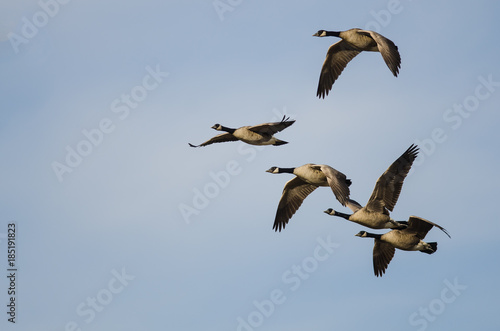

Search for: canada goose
xmin=267 ymin=164 xmax=351 ymax=232
xmin=355 ymin=216 xmax=450 ymax=277
xmin=324 ymin=144 xmax=418 ymax=230
xmin=189 ymin=116 xmax=295 ymax=147
xmin=313 ymin=28 xmax=401 ymax=98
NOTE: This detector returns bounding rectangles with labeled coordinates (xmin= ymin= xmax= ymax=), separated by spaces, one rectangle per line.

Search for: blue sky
xmin=0 ymin=0 xmax=499 ymax=330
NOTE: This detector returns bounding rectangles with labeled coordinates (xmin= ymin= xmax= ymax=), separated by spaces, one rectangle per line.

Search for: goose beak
xmin=265 ymin=168 xmax=274 ymax=173
xmin=312 ymin=32 xmax=320 ymax=37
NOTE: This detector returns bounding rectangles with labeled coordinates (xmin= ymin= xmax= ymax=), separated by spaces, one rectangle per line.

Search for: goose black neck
xmin=220 ymin=126 xmax=235 ymax=134
xmin=333 ymin=211 xmax=351 ymax=220
xmin=365 ymin=232 xmax=382 ymax=239
xmin=279 ymin=167 xmax=295 ymax=174
xmin=325 ymin=31 xmax=340 ymax=37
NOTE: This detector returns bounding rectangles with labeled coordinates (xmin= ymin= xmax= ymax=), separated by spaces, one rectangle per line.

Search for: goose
xmin=355 ymin=216 xmax=450 ymax=277
xmin=313 ymin=28 xmax=401 ymax=98
xmin=267 ymin=164 xmax=351 ymax=232
xmin=189 ymin=116 xmax=295 ymax=147
xmin=324 ymin=144 xmax=418 ymax=230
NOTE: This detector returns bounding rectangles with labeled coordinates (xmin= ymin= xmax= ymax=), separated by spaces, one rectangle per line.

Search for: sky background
xmin=0 ymin=0 xmax=499 ymax=330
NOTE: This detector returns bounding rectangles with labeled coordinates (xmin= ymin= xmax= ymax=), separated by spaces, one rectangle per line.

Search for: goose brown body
xmin=267 ymin=164 xmax=351 ymax=232
xmin=314 ymin=28 xmax=401 ymax=98
xmin=324 ymin=144 xmax=418 ymax=230
xmin=189 ymin=116 xmax=295 ymax=147
xmin=356 ymin=216 xmax=450 ymax=277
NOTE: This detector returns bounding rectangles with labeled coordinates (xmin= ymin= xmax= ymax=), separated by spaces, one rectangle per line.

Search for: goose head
xmin=313 ymin=30 xmax=327 ymax=37
xmin=323 ymin=208 xmax=336 ymax=215
xmin=313 ymin=30 xmax=340 ymax=38
xmin=266 ymin=166 xmax=280 ymax=174
xmin=211 ymin=124 xmax=222 ymax=130
xmin=355 ymin=231 xmax=368 ymax=237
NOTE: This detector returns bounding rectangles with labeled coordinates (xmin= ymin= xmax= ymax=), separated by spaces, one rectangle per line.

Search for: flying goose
xmin=189 ymin=116 xmax=295 ymax=147
xmin=267 ymin=164 xmax=351 ymax=232
xmin=313 ymin=28 xmax=401 ymax=98
xmin=324 ymin=144 xmax=418 ymax=230
xmin=355 ymin=216 xmax=450 ymax=277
